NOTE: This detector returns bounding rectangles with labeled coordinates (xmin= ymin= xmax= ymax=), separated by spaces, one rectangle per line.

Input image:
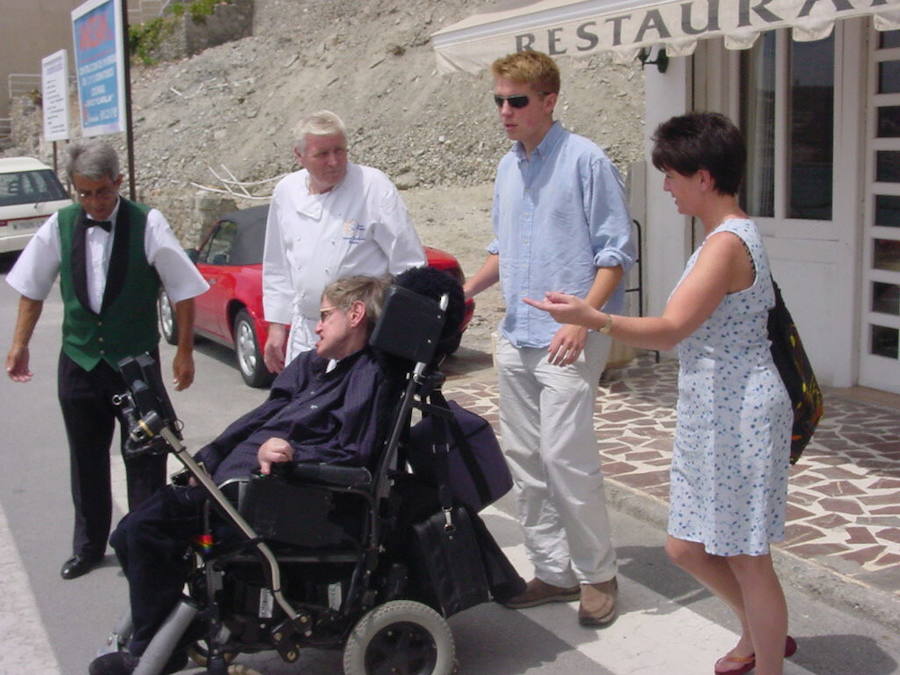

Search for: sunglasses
xmin=493 ymin=94 xmax=532 ymax=109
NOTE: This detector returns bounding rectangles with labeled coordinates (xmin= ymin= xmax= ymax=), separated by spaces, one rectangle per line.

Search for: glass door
xmin=861 ymin=30 xmax=900 ymax=393
xmin=739 ymin=30 xmax=836 ymax=239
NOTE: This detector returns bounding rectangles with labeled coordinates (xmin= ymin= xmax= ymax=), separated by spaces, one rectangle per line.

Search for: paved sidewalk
xmin=443 ymin=352 xmax=900 ymax=631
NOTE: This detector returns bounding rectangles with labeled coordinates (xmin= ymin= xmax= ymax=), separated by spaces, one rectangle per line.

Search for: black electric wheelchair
xmin=100 ymin=281 xmax=520 ymax=675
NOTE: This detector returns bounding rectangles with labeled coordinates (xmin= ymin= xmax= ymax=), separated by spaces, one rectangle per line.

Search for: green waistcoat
xmin=58 ymin=200 xmax=161 ymax=371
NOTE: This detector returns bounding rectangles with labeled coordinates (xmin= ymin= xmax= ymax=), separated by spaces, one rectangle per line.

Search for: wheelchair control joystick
xmin=115 ymin=353 xmax=183 ymax=459
xmin=113 ymin=391 xmax=173 ymax=459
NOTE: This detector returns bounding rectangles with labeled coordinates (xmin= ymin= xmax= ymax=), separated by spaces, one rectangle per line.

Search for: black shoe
xmin=60 ymin=553 xmax=103 ymax=580
xmin=89 ymin=650 xmax=187 ymax=675
xmin=89 ymin=651 xmax=138 ymax=675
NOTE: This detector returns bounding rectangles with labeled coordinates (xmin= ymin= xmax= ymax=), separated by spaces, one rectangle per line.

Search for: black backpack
xmin=768 ymin=278 xmax=824 ymax=464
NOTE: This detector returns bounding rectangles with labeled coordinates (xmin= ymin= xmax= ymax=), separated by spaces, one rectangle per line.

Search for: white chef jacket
xmin=7 ymin=199 xmax=209 ymax=311
xmin=262 ymin=162 xmax=425 ymax=360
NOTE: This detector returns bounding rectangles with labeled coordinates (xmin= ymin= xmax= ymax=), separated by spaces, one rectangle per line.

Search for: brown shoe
xmin=578 ymin=577 xmax=618 ymax=626
xmin=502 ymin=578 xmax=580 ymax=609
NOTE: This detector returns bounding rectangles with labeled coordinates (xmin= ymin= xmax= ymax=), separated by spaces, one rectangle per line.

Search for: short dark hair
xmin=651 ymin=112 xmax=745 ymax=196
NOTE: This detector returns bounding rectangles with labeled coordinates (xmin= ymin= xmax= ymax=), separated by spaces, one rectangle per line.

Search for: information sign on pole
xmin=41 ymin=50 xmax=70 ymax=142
xmin=71 ymin=0 xmax=127 ymax=137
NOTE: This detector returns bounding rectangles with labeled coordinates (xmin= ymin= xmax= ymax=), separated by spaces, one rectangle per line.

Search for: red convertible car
xmin=158 ymin=205 xmax=474 ymax=387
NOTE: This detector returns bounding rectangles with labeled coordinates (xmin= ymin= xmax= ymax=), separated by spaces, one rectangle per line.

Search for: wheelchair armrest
xmin=279 ymin=462 xmax=373 ymax=488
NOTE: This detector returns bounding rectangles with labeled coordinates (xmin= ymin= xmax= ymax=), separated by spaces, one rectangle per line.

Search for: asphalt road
xmin=1 ymin=254 xmax=898 ymax=675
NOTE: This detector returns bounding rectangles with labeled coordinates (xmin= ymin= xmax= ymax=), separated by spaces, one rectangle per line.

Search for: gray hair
xmin=65 ymin=140 xmax=120 ymax=182
xmin=323 ymin=274 xmax=391 ymax=333
xmin=292 ymin=110 xmax=347 ymax=154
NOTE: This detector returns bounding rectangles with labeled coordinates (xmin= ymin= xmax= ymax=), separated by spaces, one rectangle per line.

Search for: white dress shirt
xmin=263 ymin=162 xmax=425 ymax=360
xmin=7 ymin=199 xmax=208 ymax=311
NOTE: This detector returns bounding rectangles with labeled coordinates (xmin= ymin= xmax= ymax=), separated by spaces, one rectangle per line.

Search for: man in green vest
xmin=4 ymin=140 xmax=208 ymax=580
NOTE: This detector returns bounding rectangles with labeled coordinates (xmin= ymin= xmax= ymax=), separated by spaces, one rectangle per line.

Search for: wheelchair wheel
xmin=343 ymin=600 xmax=455 ymax=675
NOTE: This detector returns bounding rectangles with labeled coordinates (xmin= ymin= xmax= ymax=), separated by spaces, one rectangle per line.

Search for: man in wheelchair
xmin=90 ymin=273 xmax=407 ymax=675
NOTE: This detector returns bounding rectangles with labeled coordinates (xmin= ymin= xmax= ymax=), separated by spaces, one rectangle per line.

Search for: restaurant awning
xmin=432 ymin=0 xmax=900 ymax=73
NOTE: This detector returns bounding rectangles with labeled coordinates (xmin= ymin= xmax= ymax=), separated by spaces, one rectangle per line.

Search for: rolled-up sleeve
xmin=585 ymin=157 xmax=636 ymax=271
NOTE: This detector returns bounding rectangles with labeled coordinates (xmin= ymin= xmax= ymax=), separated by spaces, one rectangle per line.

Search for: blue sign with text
xmin=72 ymin=0 xmax=125 ymax=136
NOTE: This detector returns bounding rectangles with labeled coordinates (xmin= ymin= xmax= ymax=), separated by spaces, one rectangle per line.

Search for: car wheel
xmin=233 ymin=309 xmax=273 ymax=388
xmin=444 ymin=332 xmax=462 ymax=356
xmin=343 ymin=600 xmax=455 ymax=675
xmin=158 ymin=288 xmax=178 ymax=345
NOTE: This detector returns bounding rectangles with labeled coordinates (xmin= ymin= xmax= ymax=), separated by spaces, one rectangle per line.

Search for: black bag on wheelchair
xmin=409 ymin=505 xmax=490 ymax=616
xmin=408 ymin=397 xmax=512 ymax=512
xmin=405 ymin=386 xmax=523 ymax=616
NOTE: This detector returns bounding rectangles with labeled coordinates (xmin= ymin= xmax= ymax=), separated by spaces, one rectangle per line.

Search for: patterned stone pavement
xmin=443 ymin=353 xmax=900 ymax=605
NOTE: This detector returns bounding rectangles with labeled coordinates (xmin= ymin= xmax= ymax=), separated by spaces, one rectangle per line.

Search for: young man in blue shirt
xmin=464 ymin=49 xmax=636 ymax=626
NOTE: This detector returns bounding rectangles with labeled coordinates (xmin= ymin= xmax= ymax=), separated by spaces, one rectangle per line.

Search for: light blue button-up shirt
xmin=489 ymin=122 xmax=636 ymax=348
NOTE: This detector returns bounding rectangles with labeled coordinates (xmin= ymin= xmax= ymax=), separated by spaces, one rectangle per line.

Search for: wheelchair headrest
xmin=369 ymin=266 xmax=466 ymax=368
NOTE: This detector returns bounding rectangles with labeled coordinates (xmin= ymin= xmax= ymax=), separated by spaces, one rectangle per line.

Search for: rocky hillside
xmin=4 ymin=0 xmax=647 ymax=354
xmin=6 ymin=0 xmax=645 ymax=238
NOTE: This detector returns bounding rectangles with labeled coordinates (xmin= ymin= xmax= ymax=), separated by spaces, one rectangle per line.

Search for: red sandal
xmin=714 ymin=652 xmax=755 ymax=675
xmin=713 ymin=635 xmax=798 ymax=674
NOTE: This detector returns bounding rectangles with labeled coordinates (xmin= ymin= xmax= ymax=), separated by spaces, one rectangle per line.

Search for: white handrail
xmin=8 ymin=74 xmax=41 ymax=99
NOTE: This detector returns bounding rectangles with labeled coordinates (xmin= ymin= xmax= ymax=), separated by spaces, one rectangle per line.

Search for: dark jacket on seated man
xmin=197 ymin=345 xmax=386 ymax=484
xmin=102 ymin=347 xmax=388 ymax=667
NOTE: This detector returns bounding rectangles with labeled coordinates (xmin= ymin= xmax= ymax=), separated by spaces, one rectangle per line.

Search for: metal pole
xmin=120 ymin=0 xmax=136 ymax=200
xmin=160 ymin=426 xmax=302 ymax=623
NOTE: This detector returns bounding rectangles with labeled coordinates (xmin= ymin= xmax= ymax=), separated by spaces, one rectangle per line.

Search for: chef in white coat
xmin=262 ymin=110 xmax=425 ymax=372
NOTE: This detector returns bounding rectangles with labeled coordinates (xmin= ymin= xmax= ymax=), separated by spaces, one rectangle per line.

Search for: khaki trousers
xmin=495 ymin=332 xmax=617 ymax=587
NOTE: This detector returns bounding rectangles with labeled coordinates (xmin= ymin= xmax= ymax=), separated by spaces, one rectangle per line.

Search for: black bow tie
xmin=85 ymin=218 xmax=112 ymax=232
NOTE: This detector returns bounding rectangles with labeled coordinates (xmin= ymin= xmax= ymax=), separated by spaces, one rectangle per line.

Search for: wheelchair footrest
xmin=271 ymin=613 xmax=312 ymax=663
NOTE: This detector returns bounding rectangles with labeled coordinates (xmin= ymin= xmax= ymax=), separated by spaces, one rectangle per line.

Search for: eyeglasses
xmin=318 ymin=306 xmax=340 ymax=323
xmin=76 ymin=185 xmax=118 ymax=200
xmin=493 ymin=94 xmax=532 ymax=109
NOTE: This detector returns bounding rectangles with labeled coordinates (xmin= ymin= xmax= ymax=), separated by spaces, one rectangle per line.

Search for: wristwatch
xmin=598 ymin=313 xmax=613 ymax=335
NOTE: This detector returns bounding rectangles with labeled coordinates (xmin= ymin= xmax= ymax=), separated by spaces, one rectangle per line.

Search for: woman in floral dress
xmin=526 ymin=112 xmax=795 ymax=675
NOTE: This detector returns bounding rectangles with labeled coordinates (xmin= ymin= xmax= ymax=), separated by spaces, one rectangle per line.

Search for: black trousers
xmin=58 ymin=350 xmax=168 ymax=558
xmin=110 ymin=484 xmax=207 ymax=655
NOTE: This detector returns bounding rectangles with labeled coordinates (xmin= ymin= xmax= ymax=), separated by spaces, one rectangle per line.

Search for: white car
xmin=0 ymin=157 xmax=71 ymax=253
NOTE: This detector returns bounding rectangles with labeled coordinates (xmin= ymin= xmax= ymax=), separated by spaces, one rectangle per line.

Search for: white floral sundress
xmin=667 ymin=218 xmax=792 ymax=556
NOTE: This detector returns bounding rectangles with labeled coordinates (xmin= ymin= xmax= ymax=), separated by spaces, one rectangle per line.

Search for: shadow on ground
xmin=442 ymin=345 xmax=494 ymax=380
